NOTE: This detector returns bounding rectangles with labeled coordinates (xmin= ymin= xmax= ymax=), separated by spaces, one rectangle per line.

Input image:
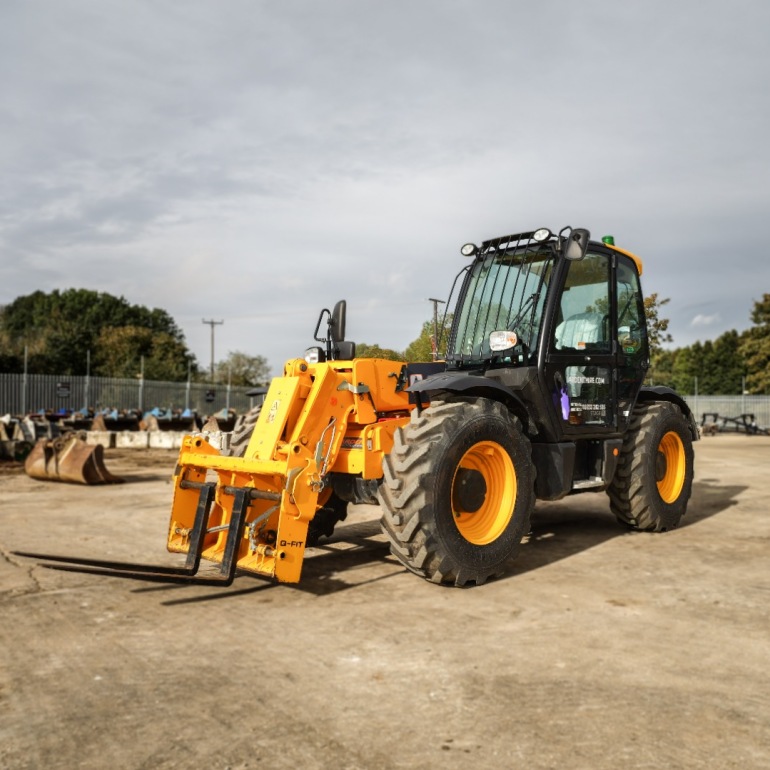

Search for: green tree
xmin=214 ymin=351 xmax=272 ymax=386
xmin=655 ymin=330 xmax=744 ymax=396
xmin=354 ymin=343 xmax=406 ymax=362
xmin=404 ymin=315 xmax=453 ymax=362
xmin=705 ymin=330 xmax=744 ymax=395
xmin=642 ymin=293 xmax=674 ymax=387
xmin=649 ymin=348 xmax=676 ymax=388
xmin=93 ymin=326 xmax=191 ymax=381
xmin=748 ymin=293 xmax=770 ymax=326
xmin=671 ymin=342 xmax=702 ymax=394
xmin=0 ymin=289 xmax=196 ymax=376
xmin=644 ymin=293 xmax=672 ymax=354
xmin=740 ymin=294 xmax=770 ymax=394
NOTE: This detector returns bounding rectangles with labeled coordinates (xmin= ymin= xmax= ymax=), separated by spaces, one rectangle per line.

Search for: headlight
xmin=460 ymin=243 xmax=478 ymax=257
xmin=489 ymin=330 xmax=518 ymax=352
xmin=304 ymin=346 xmax=325 ymax=364
xmin=533 ymin=228 xmax=552 ymax=243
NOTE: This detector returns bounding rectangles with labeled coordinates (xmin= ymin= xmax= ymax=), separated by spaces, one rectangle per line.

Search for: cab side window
xmin=616 ymin=257 xmax=648 ymax=358
xmin=552 ymin=253 xmax=611 ymax=352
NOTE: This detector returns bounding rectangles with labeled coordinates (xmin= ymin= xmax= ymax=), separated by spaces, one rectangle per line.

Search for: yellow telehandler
xmin=16 ymin=226 xmax=698 ymax=587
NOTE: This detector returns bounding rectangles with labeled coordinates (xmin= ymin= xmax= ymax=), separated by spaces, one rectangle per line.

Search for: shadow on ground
xmin=120 ymin=478 xmax=747 ymax=604
xmin=508 ymin=479 xmax=747 ymax=579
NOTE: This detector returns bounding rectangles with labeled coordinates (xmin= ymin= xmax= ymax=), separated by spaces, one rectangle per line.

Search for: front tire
xmin=378 ymin=399 xmax=534 ymax=586
xmin=225 ymin=406 xmax=261 ymax=457
xmin=608 ymin=401 xmax=695 ymax=531
xmin=307 ymin=490 xmax=348 ymax=547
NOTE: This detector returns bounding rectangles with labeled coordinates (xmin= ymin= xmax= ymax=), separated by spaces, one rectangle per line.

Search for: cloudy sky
xmin=2 ymin=0 xmax=769 ymax=375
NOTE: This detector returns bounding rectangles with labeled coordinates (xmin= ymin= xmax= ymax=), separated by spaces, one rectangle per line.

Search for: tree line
xmin=649 ymin=294 xmax=770 ymax=395
xmin=3 ymin=288 xmax=768 ymax=395
xmin=356 ymin=316 xmax=453 ymax=363
xmin=0 ymin=289 xmax=269 ymax=386
xmin=0 ymin=288 xmax=447 ymax=382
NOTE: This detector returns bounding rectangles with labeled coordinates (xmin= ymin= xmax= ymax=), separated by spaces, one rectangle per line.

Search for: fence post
xmin=21 ymin=346 xmax=28 ymax=416
xmin=185 ymin=359 xmax=191 ymax=411
xmin=83 ymin=349 xmax=90 ymax=413
xmin=742 ymin=376 xmax=746 ymax=415
xmin=138 ymin=356 xmax=145 ymax=413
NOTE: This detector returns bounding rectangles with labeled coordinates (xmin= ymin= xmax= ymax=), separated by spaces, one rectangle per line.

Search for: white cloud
xmin=690 ymin=313 xmax=722 ymax=328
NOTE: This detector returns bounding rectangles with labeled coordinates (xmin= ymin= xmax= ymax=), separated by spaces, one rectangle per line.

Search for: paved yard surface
xmin=1 ymin=434 xmax=768 ymax=769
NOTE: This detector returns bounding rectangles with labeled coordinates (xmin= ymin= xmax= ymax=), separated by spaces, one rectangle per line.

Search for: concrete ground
xmin=0 ymin=434 xmax=768 ymax=769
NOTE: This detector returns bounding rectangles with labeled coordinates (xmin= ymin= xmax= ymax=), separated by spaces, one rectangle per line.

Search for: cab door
xmin=543 ymin=249 xmax=619 ymax=438
xmin=615 ymin=254 xmax=649 ymax=431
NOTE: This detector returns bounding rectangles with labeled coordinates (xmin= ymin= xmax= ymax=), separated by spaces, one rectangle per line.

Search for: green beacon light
xmin=602 ymin=235 xmax=615 ymax=245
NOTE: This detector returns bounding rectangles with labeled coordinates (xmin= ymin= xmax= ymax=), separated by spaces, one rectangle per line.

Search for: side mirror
xmin=330 ymin=300 xmax=347 ymax=342
xmin=334 ymin=340 xmax=356 ymax=360
xmin=563 ymin=228 xmax=591 ymax=261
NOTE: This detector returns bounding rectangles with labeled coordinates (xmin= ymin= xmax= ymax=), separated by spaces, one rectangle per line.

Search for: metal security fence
xmin=683 ymin=395 xmax=770 ymax=430
xmin=0 ymin=373 xmax=259 ymax=416
xmin=3 ymin=373 xmax=769 ymax=428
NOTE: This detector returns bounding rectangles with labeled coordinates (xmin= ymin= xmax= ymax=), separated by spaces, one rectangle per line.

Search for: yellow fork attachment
xmin=166 ymin=357 xmax=409 ymax=583
xmin=13 ymin=357 xmax=411 ymax=586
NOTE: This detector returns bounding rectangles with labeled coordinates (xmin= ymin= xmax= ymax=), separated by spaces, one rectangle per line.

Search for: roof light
xmin=460 ymin=243 xmax=478 ymax=257
xmin=533 ymin=228 xmax=552 ymax=243
xmin=602 ymin=235 xmax=615 ymax=245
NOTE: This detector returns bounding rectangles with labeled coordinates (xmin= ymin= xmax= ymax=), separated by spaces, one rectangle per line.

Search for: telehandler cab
xmin=16 ymin=226 xmax=697 ymax=587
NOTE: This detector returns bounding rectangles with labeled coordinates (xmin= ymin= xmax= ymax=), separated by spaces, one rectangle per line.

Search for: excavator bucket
xmin=24 ymin=433 xmax=123 ymax=485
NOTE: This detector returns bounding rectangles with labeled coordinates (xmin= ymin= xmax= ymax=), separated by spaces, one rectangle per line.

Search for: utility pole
xmin=202 ymin=318 xmax=224 ymax=381
xmin=428 ymin=298 xmax=446 ymax=361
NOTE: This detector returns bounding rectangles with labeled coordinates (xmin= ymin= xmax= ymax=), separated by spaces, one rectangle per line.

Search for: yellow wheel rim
xmin=656 ymin=431 xmax=686 ymax=503
xmin=452 ymin=440 xmax=517 ymax=545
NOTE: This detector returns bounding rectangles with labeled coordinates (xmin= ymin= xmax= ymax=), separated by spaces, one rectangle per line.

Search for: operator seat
xmin=554 ymin=312 xmax=605 ymax=350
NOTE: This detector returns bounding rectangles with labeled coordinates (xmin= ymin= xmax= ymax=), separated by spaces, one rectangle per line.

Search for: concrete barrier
xmin=148 ymin=431 xmax=186 ymax=449
xmin=86 ymin=431 xmax=115 ymax=448
xmin=115 ymin=431 xmax=150 ymax=449
xmin=80 ymin=430 xmax=226 ymax=451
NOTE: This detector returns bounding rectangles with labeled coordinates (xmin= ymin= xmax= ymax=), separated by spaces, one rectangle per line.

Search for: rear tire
xmin=378 ymin=399 xmax=534 ymax=586
xmin=307 ymin=491 xmax=348 ymax=547
xmin=608 ymin=401 xmax=694 ymax=531
xmin=225 ymin=406 xmax=261 ymax=457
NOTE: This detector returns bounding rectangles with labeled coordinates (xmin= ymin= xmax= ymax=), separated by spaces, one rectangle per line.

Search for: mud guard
xmin=637 ymin=386 xmax=700 ymax=440
xmin=407 ymin=370 xmax=531 ymax=428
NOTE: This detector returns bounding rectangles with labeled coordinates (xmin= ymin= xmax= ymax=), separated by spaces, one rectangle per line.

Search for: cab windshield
xmin=447 ymin=244 xmax=554 ymax=367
